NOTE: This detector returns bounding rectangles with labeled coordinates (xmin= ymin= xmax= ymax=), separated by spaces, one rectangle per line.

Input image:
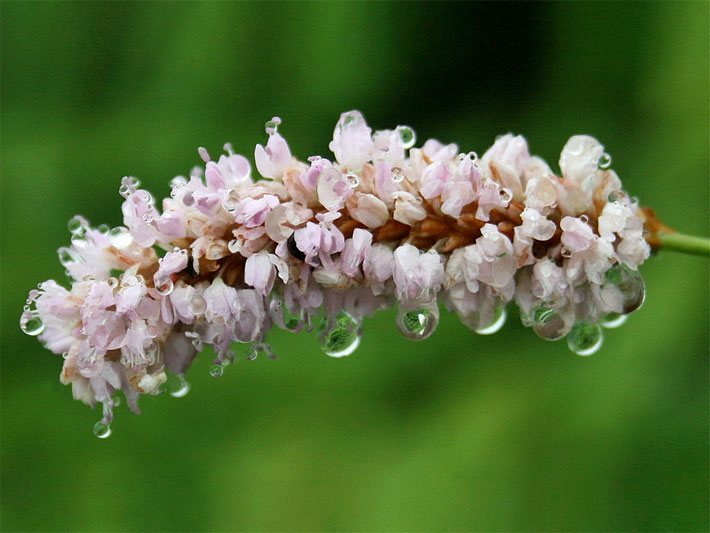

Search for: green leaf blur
xmin=1 ymin=2 xmax=708 ymax=531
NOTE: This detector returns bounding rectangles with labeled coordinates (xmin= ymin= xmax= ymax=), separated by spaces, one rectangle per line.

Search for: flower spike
xmin=22 ymin=110 xmax=683 ymax=437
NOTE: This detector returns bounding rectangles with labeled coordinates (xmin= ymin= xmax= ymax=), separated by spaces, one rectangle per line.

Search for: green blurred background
xmin=2 ymin=2 xmax=708 ymax=531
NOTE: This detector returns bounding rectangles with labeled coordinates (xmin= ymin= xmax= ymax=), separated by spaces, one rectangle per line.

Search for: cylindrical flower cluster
xmin=20 ymin=111 xmax=651 ymax=437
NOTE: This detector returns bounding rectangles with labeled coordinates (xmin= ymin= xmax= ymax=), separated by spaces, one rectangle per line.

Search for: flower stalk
xmin=658 ymin=231 xmax=710 ymax=258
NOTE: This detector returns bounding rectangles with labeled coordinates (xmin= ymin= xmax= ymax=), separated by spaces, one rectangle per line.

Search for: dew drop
xmin=598 ymin=153 xmax=612 ymax=169
xmin=228 ymin=239 xmax=241 ymax=254
xmin=531 ymin=304 xmax=570 ymax=340
xmin=170 ymin=176 xmax=187 ymax=189
xmin=603 ymin=264 xmax=645 ymax=314
xmin=190 ymin=294 xmax=207 ymax=315
xmin=567 ymin=322 xmax=604 ymax=356
xmin=209 ymin=363 xmax=224 ymax=378
xmin=461 ymin=304 xmax=508 ymax=335
xmin=396 ymin=125 xmax=417 ymax=149
xmin=499 ymin=188 xmax=513 ymax=204
xmin=92 ymin=421 xmax=112 ymax=439
xmin=601 ymin=312 xmax=628 ymax=329
xmin=67 ymin=216 xmax=85 ymax=235
xmin=391 ymin=167 xmax=405 ymax=183
xmin=20 ymin=311 xmax=44 ymax=336
xmin=579 ymin=214 xmax=589 ymax=224
xmin=607 ymin=190 xmax=627 ymax=203
xmin=58 ymin=247 xmax=76 ymax=267
xmin=318 ymin=312 xmax=361 ymax=358
xmin=396 ymin=303 xmax=439 ymax=341
xmin=107 ymin=277 xmax=119 ymax=289
xmin=182 ymin=192 xmax=195 ymax=207
xmin=155 ymin=277 xmax=174 ymax=296
xmin=109 ymin=227 xmax=132 ymax=249
xmin=169 ymin=374 xmax=190 ymax=398
xmin=270 ymin=297 xmax=303 ymax=331
xmin=346 ymin=173 xmax=360 ymax=188
xmin=467 ymin=151 xmax=479 ymax=162
xmin=142 ymin=213 xmax=154 ymax=223
xmin=26 ymin=290 xmax=40 ymax=305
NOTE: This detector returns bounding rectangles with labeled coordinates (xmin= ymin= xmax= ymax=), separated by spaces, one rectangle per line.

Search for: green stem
xmin=658 ymin=232 xmax=710 ymax=258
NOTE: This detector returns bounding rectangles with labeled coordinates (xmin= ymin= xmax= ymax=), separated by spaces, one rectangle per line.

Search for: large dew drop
xmin=567 ymin=322 xmax=604 ymax=356
xmin=319 ymin=312 xmax=361 ymax=358
xmin=603 ymin=264 xmax=645 ymax=314
xmin=396 ymin=125 xmax=417 ymax=149
xmin=109 ymin=227 xmax=132 ymax=249
xmin=531 ymin=305 xmax=570 ymax=341
xmin=20 ymin=311 xmax=44 ymax=336
xmin=396 ymin=303 xmax=439 ymax=341
xmin=460 ymin=304 xmax=507 ymax=335
xmin=601 ymin=312 xmax=628 ymax=329
xmin=169 ymin=374 xmax=190 ymax=398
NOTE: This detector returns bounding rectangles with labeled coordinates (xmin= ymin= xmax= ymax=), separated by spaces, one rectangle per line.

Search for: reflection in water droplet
xmin=155 ymin=277 xmax=174 ymax=296
xmin=182 ymin=192 xmax=195 ymax=207
xmin=603 ymin=264 xmax=645 ymax=314
xmin=209 ymin=364 xmax=224 ymax=378
xmin=67 ymin=216 xmax=84 ymax=235
xmin=170 ymin=176 xmax=187 ymax=189
xmin=391 ymin=167 xmax=405 ymax=183
xmin=567 ymin=322 xmax=604 ymax=356
xmin=93 ymin=421 xmax=112 ymax=439
xmin=598 ymin=153 xmax=612 ymax=169
xmin=109 ymin=227 xmax=132 ymax=249
xmin=270 ymin=297 xmax=303 ymax=331
xmin=461 ymin=304 xmax=507 ymax=335
xmin=319 ymin=312 xmax=361 ymax=358
xmin=396 ymin=302 xmax=439 ymax=341
xmin=531 ymin=304 xmax=570 ymax=340
xmin=58 ymin=247 xmax=76 ymax=267
xmin=607 ymin=190 xmax=627 ymax=203
xmin=601 ymin=312 xmax=628 ymax=329
xmin=228 ymin=239 xmax=241 ymax=254
xmin=169 ymin=374 xmax=190 ymax=398
xmin=396 ymin=125 xmax=417 ymax=149
xmin=20 ymin=311 xmax=44 ymax=336
xmin=346 ymin=173 xmax=360 ymax=188
xmin=499 ymin=188 xmax=513 ymax=204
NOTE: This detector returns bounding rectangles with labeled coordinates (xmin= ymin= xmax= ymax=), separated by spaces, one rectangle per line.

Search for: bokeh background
xmin=2 ymin=2 xmax=708 ymax=531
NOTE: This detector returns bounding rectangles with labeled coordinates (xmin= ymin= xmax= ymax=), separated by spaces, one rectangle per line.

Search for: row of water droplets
xmin=525 ymin=262 xmax=645 ymax=356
